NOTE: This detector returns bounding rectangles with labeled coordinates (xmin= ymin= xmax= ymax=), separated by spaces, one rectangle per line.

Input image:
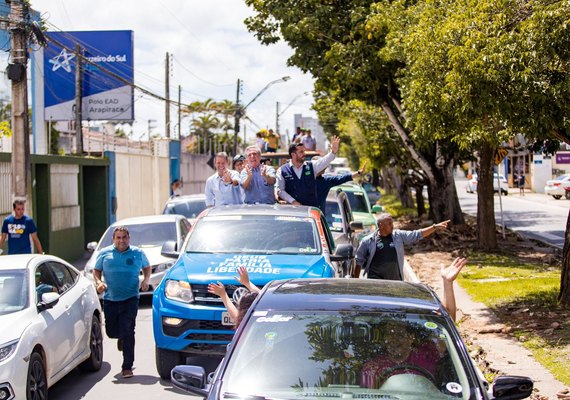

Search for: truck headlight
xmin=165 ymin=280 xmax=194 ymax=303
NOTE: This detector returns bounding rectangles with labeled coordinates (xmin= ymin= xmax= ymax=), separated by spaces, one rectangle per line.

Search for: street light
xmin=233 ymin=76 xmax=291 ymax=154
xmin=275 ymin=91 xmax=310 ymax=145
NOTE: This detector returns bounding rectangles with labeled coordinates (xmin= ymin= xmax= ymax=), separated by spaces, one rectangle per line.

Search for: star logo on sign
xmin=49 ymin=48 xmax=75 ymax=73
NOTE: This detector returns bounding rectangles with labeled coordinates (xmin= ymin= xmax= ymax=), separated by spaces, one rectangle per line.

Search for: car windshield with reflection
xmin=171 ymin=279 xmax=534 ymax=400
xmin=152 ymin=205 xmax=351 ymax=380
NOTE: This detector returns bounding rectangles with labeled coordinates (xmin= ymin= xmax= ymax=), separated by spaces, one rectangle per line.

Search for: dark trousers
xmin=103 ymin=296 xmax=138 ymax=370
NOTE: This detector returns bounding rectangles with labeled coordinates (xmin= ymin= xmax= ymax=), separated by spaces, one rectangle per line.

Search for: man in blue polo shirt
xmin=0 ymin=199 xmax=44 ymax=255
xmin=276 ymin=136 xmax=340 ymax=207
xmin=93 ymin=226 xmax=150 ymax=379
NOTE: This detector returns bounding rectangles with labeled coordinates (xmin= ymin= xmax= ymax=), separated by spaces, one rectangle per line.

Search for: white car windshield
xmin=185 ymin=215 xmax=319 ymax=254
xmin=0 ymin=270 xmax=28 ymax=314
xmin=222 ymin=312 xmax=474 ymax=399
xmin=164 ymin=199 xmax=206 ymax=219
xmin=99 ymin=222 xmax=177 ymax=248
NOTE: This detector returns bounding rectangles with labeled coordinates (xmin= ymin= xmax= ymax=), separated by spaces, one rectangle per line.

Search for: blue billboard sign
xmin=44 ymin=30 xmax=134 ymax=121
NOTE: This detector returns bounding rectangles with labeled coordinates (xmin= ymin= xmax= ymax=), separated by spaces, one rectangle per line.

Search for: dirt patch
xmin=396 ymin=215 xmax=570 ymax=399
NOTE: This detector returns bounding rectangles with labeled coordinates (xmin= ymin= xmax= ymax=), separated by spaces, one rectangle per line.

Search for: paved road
xmin=456 ymin=177 xmax=569 ymax=248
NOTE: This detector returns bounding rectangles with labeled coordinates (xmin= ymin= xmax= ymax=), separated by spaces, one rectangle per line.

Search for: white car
xmin=84 ymin=214 xmax=191 ymax=295
xmin=466 ymin=173 xmax=509 ymax=195
xmin=162 ymin=194 xmax=207 ymax=224
xmin=544 ymin=174 xmax=570 ymax=199
xmin=0 ymin=254 xmax=103 ymax=400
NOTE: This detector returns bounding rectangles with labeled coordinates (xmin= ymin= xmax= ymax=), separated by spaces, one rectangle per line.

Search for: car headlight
xmin=165 ymin=280 xmax=194 ymax=303
xmin=0 ymin=339 xmax=18 ymax=362
xmin=154 ymin=261 xmax=174 ymax=273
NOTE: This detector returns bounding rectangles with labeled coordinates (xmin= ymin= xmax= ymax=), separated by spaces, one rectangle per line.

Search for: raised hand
xmin=441 ymin=257 xmax=467 ymax=283
xmin=208 ymin=282 xmax=227 ymax=298
xmin=330 ymin=135 xmax=341 ymax=154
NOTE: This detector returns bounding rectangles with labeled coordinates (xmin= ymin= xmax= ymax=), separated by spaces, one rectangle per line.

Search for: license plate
xmin=222 ymin=311 xmax=235 ymax=326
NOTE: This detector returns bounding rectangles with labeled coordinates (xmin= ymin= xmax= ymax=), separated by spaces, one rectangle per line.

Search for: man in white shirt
xmin=205 ymin=152 xmax=243 ymax=207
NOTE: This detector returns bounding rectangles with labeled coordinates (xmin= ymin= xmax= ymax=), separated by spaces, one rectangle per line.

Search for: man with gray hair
xmin=355 ymin=213 xmax=450 ymax=280
xmin=240 ymin=145 xmax=276 ymax=204
xmin=205 ymin=152 xmax=242 ymax=206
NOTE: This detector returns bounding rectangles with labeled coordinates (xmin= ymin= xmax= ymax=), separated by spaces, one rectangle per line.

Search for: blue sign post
xmin=44 ymin=31 xmax=134 ymax=121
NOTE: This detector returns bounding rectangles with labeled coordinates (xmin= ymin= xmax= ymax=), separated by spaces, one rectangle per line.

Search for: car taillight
xmin=554 ymin=183 xmax=561 ymax=187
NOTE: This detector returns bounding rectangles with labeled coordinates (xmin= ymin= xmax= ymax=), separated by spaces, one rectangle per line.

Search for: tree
xmin=245 ymin=0 xmax=465 ymax=225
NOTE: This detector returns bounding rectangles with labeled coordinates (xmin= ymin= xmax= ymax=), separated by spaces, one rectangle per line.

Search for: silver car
xmin=84 ymin=214 xmax=191 ymax=295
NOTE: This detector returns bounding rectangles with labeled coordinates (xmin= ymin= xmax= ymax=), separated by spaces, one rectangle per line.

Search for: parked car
xmin=152 ymin=204 xmax=355 ymax=379
xmin=544 ymin=174 xmax=570 ymax=200
xmin=163 ymin=194 xmax=208 ymax=223
xmin=84 ymin=214 xmax=191 ymax=295
xmin=0 ymin=254 xmax=103 ymax=400
xmin=171 ymin=278 xmax=533 ymax=400
xmin=332 ymin=183 xmax=382 ymax=239
xmin=362 ymin=181 xmax=381 ymax=205
xmin=466 ymin=173 xmax=509 ymax=195
xmin=325 ymin=190 xmax=363 ymax=276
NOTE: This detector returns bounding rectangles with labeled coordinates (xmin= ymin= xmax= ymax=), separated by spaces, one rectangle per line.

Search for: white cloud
xmin=30 ymin=0 xmax=317 ymax=142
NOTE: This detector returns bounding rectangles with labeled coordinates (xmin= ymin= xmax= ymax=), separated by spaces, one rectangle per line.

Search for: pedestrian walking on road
xmin=355 ymin=213 xmax=450 ymax=280
xmin=93 ymin=226 xmax=150 ymax=379
xmin=0 ymin=199 xmax=43 ymax=255
xmin=518 ymin=173 xmax=525 ymax=196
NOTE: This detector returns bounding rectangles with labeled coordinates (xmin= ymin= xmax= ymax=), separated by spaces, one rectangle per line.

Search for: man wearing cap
xmin=276 ymin=136 xmax=340 ymax=207
xmin=240 ymin=146 xmax=277 ymax=204
xmin=205 ymin=152 xmax=243 ymax=207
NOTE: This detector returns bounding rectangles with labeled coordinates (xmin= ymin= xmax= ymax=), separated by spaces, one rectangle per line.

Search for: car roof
xmin=200 ymin=204 xmax=320 ymax=218
xmin=0 ymin=254 xmax=69 ymax=270
xmin=256 ymin=278 xmax=442 ymax=314
xmin=336 ymin=182 xmax=364 ymax=192
xmin=164 ymin=194 xmax=206 ymax=204
xmin=111 ymin=214 xmax=183 ymax=226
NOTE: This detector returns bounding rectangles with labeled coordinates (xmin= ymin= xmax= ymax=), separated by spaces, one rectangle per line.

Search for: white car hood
xmin=0 ymin=309 xmax=33 ymax=344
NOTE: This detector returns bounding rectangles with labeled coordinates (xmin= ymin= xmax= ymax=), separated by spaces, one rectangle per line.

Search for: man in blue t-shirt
xmin=0 ymin=199 xmax=44 ymax=255
xmin=93 ymin=226 xmax=150 ymax=379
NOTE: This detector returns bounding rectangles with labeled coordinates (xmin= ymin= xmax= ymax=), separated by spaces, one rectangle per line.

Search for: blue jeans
xmin=103 ymin=296 xmax=138 ymax=370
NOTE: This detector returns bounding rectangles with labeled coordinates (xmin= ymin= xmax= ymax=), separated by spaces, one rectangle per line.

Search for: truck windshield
xmin=185 ymin=215 xmax=320 ymax=254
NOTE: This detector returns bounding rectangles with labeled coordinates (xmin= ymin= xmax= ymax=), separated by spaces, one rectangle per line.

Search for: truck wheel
xmin=554 ymin=195 xmax=562 ymax=200
xmin=156 ymin=346 xmax=184 ymax=380
xmin=566 ymin=192 xmax=570 ymax=200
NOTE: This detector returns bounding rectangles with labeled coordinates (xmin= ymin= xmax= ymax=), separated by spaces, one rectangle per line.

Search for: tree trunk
xmin=414 ymin=185 xmax=426 ymax=217
xmin=399 ymin=176 xmax=414 ymax=209
xmin=477 ymin=142 xmax=498 ymax=250
xmin=558 ymin=210 xmax=570 ymax=304
xmin=426 ymin=156 xmax=464 ymax=225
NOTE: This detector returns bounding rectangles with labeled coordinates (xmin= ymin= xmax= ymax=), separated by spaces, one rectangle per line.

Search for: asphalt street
xmin=456 ymin=177 xmax=570 ymax=248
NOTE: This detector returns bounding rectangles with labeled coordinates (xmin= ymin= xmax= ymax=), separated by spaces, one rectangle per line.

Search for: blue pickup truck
xmin=152 ymin=204 xmax=355 ymax=379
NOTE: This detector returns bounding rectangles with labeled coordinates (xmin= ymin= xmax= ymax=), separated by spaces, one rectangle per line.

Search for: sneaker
xmin=121 ymin=369 xmax=133 ymax=378
xmin=117 ymin=339 xmax=123 ymax=352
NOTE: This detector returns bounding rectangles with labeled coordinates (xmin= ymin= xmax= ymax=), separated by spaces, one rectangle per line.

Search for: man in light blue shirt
xmin=240 ymin=145 xmax=276 ymax=204
xmin=93 ymin=226 xmax=150 ymax=378
xmin=205 ymin=152 xmax=243 ymax=206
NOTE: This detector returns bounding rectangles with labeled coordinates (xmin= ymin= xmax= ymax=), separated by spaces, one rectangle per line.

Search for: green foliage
xmin=0 ymin=121 xmax=11 ymax=138
xmin=378 ymin=191 xmax=418 ymax=218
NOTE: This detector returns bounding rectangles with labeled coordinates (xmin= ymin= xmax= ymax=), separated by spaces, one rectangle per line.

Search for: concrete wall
xmin=180 ymin=153 xmax=213 ymax=195
xmin=114 ymin=152 xmax=170 ymax=219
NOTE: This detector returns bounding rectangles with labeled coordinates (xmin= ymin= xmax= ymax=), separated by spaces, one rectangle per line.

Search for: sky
xmin=23 ymin=0 xmax=317 ymax=143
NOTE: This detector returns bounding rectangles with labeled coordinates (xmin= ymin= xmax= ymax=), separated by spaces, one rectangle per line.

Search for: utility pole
xmin=165 ymin=52 xmax=170 ymax=138
xmin=178 ymin=85 xmax=182 ymax=139
xmin=75 ymin=44 xmax=83 ymax=154
xmin=8 ymin=0 xmax=30 ymax=200
xmin=233 ymin=78 xmax=241 ymax=155
xmin=275 ymin=101 xmax=280 ymax=137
